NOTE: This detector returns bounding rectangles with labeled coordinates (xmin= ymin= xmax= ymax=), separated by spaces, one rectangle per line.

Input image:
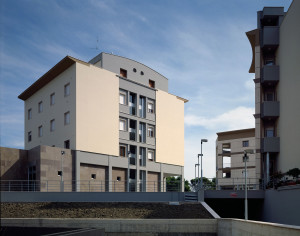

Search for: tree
xmin=286 ymin=168 xmax=300 ymax=178
xmin=190 ymin=177 xmax=216 ymax=191
xmin=166 ymin=176 xmax=191 ymax=192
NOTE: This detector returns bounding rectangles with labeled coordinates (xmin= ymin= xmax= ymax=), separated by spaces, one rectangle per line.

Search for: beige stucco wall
xmin=156 ymin=90 xmax=184 ymax=166
xmin=24 ymin=65 xmax=77 ymax=150
xmin=75 ymin=63 xmax=119 ymax=156
xmin=278 ymin=0 xmax=300 ymax=172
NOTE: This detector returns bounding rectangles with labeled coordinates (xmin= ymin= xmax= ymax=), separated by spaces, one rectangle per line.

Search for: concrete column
xmin=75 ymin=151 xmax=80 ymax=192
xmin=160 ymin=171 xmax=164 ymax=192
xmin=181 ymin=167 xmax=185 ymax=192
xmin=108 ymin=156 xmax=112 ymax=192
xmin=266 ymin=152 xmax=270 ymax=185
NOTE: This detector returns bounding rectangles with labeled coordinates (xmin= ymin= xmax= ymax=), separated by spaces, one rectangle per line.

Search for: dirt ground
xmin=1 ymin=202 xmax=213 ymax=219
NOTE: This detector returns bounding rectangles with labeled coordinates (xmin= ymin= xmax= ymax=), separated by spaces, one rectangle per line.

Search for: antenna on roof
xmin=90 ymin=36 xmax=100 ymax=51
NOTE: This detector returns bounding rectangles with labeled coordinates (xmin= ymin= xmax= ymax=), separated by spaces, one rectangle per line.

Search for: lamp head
xmin=201 ymin=139 xmax=208 ymax=143
xmin=244 ymin=149 xmax=254 ymax=154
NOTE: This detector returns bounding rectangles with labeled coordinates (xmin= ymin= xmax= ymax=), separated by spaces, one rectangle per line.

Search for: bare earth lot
xmin=1 ymin=202 xmax=213 ymax=219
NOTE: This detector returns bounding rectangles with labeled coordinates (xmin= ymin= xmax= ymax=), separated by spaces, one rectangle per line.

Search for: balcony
xmin=261 ymin=137 xmax=280 ymax=153
xmin=261 ymin=65 xmax=279 ymax=84
xmin=260 ymin=26 xmax=279 ymax=49
xmin=261 ymin=101 xmax=279 ymax=119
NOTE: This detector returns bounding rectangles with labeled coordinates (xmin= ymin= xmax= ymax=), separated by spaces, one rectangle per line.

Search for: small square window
xmin=38 ymin=126 xmax=43 ymax=137
xmin=148 ymin=101 xmax=154 ymax=113
xmin=120 ymin=68 xmax=127 ymax=78
xmin=242 ymin=141 xmax=249 ymax=147
xmin=50 ymin=119 xmax=55 ymax=132
xmin=38 ymin=101 xmax=43 ymax=113
xmin=120 ymin=93 xmax=126 ymax=105
xmin=91 ymin=174 xmax=96 ymax=179
xmin=117 ymin=176 xmax=121 ymax=181
xmin=119 ymin=119 xmax=127 ymax=131
xmin=64 ymin=83 xmax=70 ymax=97
xmin=64 ymin=112 xmax=70 ymax=125
xmin=148 ymin=126 xmax=154 ymax=137
xmin=58 ymin=171 xmax=62 ymax=176
xmin=50 ymin=93 xmax=55 ymax=105
xmin=148 ymin=150 xmax=155 ymax=161
xmin=28 ymin=131 xmax=32 ymax=142
xmin=64 ymin=140 xmax=70 ymax=149
xmin=28 ymin=109 xmax=32 ymax=120
xmin=149 ymin=80 xmax=155 ymax=88
xmin=120 ymin=145 xmax=126 ymax=157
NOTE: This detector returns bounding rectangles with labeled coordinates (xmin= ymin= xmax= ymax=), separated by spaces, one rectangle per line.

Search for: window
xmin=148 ymin=126 xmax=154 ymax=137
xmin=265 ymin=127 xmax=274 ymax=137
xmin=64 ymin=140 xmax=70 ymax=149
xmin=117 ymin=176 xmax=121 ymax=181
xmin=120 ymin=145 xmax=126 ymax=157
xmin=243 ymin=141 xmax=249 ymax=147
xmin=148 ymin=101 xmax=154 ymax=113
xmin=28 ymin=109 xmax=32 ymax=120
xmin=148 ymin=149 xmax=155 ymax=161
xmin=50 ymin=93 xmax=55 ymax=105
xmin=139 ymin=122 xmax=146 ymax=143
xmin=91 ymin=174 xmax=96 ymax=179
xmin=140 ymin=71 xmax=144 ymax=75
xmin=119 ymin=119 xmax=127 ymax=131
xmin=50 ymin=119 xmax=55 ymax=132
xmin=120 ymin=68 xmax=127 ymax=78
xmin=119 ymin=93 xmax=126 ymax=105
xmin=28 ymin=131 xmax=32 ymax=142
xmin=38 ymin=126 xmax=43 ymax=137
xmin=133 ymin=68 xmax=137 ymax=72
xmin=149 ymin=80 xmax=155 ymax=88
xmin=64 ymin=83 xmax=70 ymax=97
xmin=64 ymin=112 xmax=70 ymax=125
xmin=38 ymin=101 xmax=43 ymax=113
xmin=139 ymin=96 xmax=146 ymax=118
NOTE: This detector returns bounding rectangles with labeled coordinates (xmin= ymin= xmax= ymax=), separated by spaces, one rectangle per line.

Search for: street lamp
xmin=60 ymin=151 xmax=65 ymax=192
xmin=200 ymin=139 xmax=208 ymax=189
xmin=127 ymin=151 xmax=131 ymax=192
xmin=243 ymin=149 xmax=254 ymax=220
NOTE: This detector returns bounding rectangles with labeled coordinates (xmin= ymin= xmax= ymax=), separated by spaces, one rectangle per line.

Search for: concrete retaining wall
xmin=218 ymin=219 xmax=300 ymax=236
xmin=0 ymin=191 xmax=185 ymax=202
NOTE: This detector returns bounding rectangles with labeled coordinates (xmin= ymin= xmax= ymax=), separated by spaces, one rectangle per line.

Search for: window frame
xmin=119 ymin=145 xmax=127 ymax=157
xmin=28 ymin=109 xmax=32 ymax=120
xmin=119 ymin=91 xmax=127 ymax=105
xmin=119 ymin=118 xmax=127 ymax=131
xmin=38 ymin=101 xmax=43 ymax=113
xmin=50 ymin=119 xmax=55 ymax=132
xmin=64 ymin=140 xmax=70 ymax=149
xmin=242 ymin=140 xmax=249 ymax=147
xmin=28 ymin=131 xmax=32 ymax=142
xmin=148 ymin=149 xmax=155 ymax=161
xmin=64 ymin=111 xmax=70 ymax=125
xmin=64 ymin=83 xmax=70 ymax=97
xmin=147 ymin=125 xmax=155 ymax=137
xmin=50 ymin=93 xmax=55 ymax=105
xmin=38 ymin=125 xmax=43 ymax=137
xmin=149 ymin=79 xmax=155 ymax=88
xmin=147 ymin=100 xmax=154 ymax=113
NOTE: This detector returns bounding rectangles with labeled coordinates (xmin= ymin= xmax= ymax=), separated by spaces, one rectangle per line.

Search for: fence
xmin=0 ymin=180 xmax=183 ymax=192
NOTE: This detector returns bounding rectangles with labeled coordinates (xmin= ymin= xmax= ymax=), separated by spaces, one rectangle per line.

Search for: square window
xmin=117 ymin=176 xmax=121 ymax=181
xmin=148 ymin=101 xmax=154 ymax=113
xmin=91 ymin=174 xmax=96 ymax=179
xmin=38 ymin=126 xmax=43 ymax=137
xmin=120 ymin=145 xmax=126 ymax=157
xmin=50 ymin=93 xmax=55 ymax=105
xmin=119 ymin=119 xmax=127 ymax=131
xmin=64 ymin=140 xmax=70 ymax=149
xmin=120 ymin=93 xmax=126 ymax=105
xmin=28 ymin=109 xmax=32 ymax=120
xmin=120 ymin=68 xmax=127 ymax=78
xmin=148 ymin=126 xmax=154 ymax=137
xmin=242 ymin=141 xmax=249 ymax=147
xmin=64 ymin=83 xmax=70 ymax=97
xmin=38 ymin=101 xmax=43 ymax=113
xmin=28 ymin=131 xmax=32 ymax=142
xmin=50 ymin=119 xmax=55 ymax=132
xmin=64 ymin=112 xmax=70 ymax=125
xmin=58 ymin=171 xmax=62 ymax=176
xmin=149 ymin=80 xmax=155 ymax=88
xmin=148 ymin=150 xmax=155 ymax=161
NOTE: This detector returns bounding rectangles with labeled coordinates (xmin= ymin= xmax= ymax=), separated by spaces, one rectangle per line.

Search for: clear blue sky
xmin=0 ymin=0 xmax=292 ymax=181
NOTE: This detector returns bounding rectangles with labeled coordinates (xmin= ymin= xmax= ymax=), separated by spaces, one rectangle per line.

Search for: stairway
xmin=184 ymin=192 xmax=198 ymax=202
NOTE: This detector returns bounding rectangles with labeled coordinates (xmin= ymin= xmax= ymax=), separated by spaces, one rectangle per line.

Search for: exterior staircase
xmin=184 ymin=192 xmax=198 ymax=202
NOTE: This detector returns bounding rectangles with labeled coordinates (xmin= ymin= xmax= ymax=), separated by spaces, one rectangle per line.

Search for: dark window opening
xmin=120 ymin=146 xmax=126 ymax=157
xmin=117 ymin=176 xmax=121 ymax=181
xmin=91 ymin=174 xmax=96 ymax=179
xmin=120 ymin=68 xmax=127 ymax=78
xmin=149 ymin=80 xmax=155 ymax=88
xmin=133 ymin=68 xmax=137 ymax=72
xmin=140 ymin=71 xmax=144 ymax=75
xmin=64 ymin=140 xmax=70 ymax=149
xmin=243 ymin=141 xmax=249 ymax=147
xmin=58 ymin=171 xmax=62 ymax=176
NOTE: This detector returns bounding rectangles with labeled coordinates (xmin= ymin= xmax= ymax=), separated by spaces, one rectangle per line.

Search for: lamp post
xmin=200 ymin=139 xmax=208 ymax=189
xmin=243 ymin=149 xmax=254 ymax=220
xmin=60 ymin=151 xmax=65 ymax=192
xmin=127 ymin=151 xmax=131 ymax=192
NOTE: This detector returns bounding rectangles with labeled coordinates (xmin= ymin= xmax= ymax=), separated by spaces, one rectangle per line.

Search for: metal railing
xmin=0 ymin=180 xmax=184 ymax=192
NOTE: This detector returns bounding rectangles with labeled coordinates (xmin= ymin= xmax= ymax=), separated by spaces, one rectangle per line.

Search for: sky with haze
xmin=0 ymin=0 xmax=292 ymax=181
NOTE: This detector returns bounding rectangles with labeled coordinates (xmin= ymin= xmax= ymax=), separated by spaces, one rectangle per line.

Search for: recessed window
xmin=120 ymin=68 xmax=127 ymax=78
xmin=119 ymin=91 xmax=127 ymax=105
xmin=148 ymin=100 xmax=154 ymax=113
xmin=64 ymin=112 xmax=70 ymax=125
xmin=133 ymin=68 xmax=137 ymax=72
xmin=149 ymin=80 xmax=155 ymax=88
xmin=91 ymin=174 xmax=96 ymax=179
xmin=64 ymin=83 xmax=70 ymax=97
xmin=50 ymin=119 xmax=55 ymax=132
xmin=64 ymin=140 xmax=70 ymax=149
xmin=119 ymin=118 xmax=127 ymax=131
xmin=242 ymin=141 xmax=249 ymax=147
xmin=38 ymin=125 xmax=43 ymax=137
xmin=28 ymin=109 xmax=32 ymax=120
xmin=117 ymin=176 xmax=121 ymax=181
xmin=148 ymin=126 xmax=154 ymax=137
xmin=120 ymin=145 xmax=126 ymax=157
xmin=58 ymin=171 xmax=62 ymax=176
xmin=50 ymin=93 xmax=55 ymax=105
xmin=28 ymin=131 xmax=32 ymax=142
xmin=38 ymin=101 xmax=43 ymax=113
xmin=140 ymin=71 xmax=144 ymax=75
xmin=148 ymin=149 xmax=155 ymax=161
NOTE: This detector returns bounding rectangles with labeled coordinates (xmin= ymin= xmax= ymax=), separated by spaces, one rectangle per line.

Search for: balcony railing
xmin=261 ymin=137 xmax=280 ymax=153
xmin=261 ymin=65 xmax=279 ymax=84
xmin=261 ymin=101 xmax=280 ymax=119
xmin=261 ymin=26 xmax=279 ymax=48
